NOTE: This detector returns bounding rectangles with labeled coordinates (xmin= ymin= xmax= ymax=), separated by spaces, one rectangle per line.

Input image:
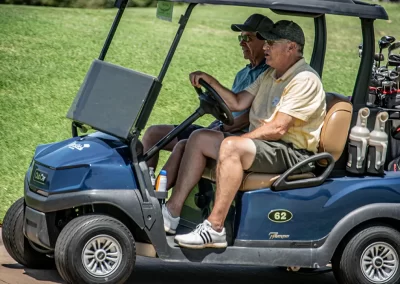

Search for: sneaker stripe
xmin=206 ymin=231 xmax=212 ymax=243
xmin=199 ymin=232 xmax=207 ymax=244
xmin=201 ymin=231 xmax=210 ymax=243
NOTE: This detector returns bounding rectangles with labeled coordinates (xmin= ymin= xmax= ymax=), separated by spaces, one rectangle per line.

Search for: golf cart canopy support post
xmin=352 ymin=18 xmax=375 ymax=110
xmin=158 ymin=3 xmax=197 ymax=83
xmin=134 ymin=3 xmax=197 ymax=137
xmin=310 ymin=15 xmax=326 ymax=78
xmin=99 ymin=0 xmax=129 ymax=61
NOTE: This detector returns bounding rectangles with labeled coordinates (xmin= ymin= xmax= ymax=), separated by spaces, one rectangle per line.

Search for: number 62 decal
xmin=268 ymin=209 xmax=293 ymax=223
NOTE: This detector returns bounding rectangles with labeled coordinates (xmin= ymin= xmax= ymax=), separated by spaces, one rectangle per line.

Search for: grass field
xmin=1 ymin=2 xmax=400 ymax=222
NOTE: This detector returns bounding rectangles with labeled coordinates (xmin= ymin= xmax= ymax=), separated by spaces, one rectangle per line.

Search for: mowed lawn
xmin=1 ymin=2 xmax=400 ymax=222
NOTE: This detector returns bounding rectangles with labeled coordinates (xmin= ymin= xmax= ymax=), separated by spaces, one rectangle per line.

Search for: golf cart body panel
xmin=29 ymin=132 xmax=136 ymax=192
xmin=236 ymin=173 xmax=400 ymax=241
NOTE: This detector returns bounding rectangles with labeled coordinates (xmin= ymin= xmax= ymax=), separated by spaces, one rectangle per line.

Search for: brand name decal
xmin=33 ymin=169 xmax=47 ymax=184
xmin=269 ymin=232 xmax=290 ymax=240
xmin=68 ymin=141 xmax=90 ymax=151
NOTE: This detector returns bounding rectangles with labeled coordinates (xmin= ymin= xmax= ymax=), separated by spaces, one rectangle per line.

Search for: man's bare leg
xmin=207 ymin=137 xmax=257 ymax=231
xmin=142 ymin=125 xmax=179 ymax=169
xmin=167 ymin=130 xmax=224 ymax=217
xmin=160 ymin=140 xmax=187 ymax=190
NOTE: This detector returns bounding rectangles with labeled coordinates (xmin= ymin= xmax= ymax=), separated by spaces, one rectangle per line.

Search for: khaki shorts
xmin=223 ymin=133 xmax=314 ymax=174
xmin=249 ymin=140 xmax=314 ymax=174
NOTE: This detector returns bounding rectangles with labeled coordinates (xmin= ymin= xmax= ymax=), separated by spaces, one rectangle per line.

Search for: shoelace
xmin=193 ymin=222 xmax=210 ymax=234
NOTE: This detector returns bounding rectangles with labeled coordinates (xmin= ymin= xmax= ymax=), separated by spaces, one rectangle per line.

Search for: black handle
xmin=271 ymin=152 xmax=335 ymax=191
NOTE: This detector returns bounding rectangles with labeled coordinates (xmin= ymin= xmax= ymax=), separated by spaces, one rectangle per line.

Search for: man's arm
xmin=241 ymin=112 xmax=294 ymax=140
xmin=190 ymin=71 xmax=254 ymax=111
xmin=221 ymin=111 xmax=249 ymax=132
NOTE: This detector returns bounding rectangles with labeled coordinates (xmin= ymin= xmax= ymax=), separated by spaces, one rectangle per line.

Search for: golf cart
xmin=3 ymin=0 xmax=400 ymax=283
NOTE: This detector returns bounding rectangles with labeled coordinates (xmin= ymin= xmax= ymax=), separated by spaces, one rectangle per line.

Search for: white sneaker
xmin=162 ymin=204 xmax=180 ymax=234
xmin=175 ymin=220 xmax=227 ymax=249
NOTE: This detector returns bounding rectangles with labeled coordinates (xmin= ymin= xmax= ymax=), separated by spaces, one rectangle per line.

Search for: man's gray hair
xmin=296 ymin=43 xmax=304 ymax=56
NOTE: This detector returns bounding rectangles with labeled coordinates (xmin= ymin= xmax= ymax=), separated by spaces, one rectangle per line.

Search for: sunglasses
xmin=238 ymin=35 xmax=251 ymax=42
xmin=264 ymin=39 xmax=289 ymax=46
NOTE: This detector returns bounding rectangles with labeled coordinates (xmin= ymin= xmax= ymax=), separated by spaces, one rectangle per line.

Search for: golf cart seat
xmin=202 ymin=92 xmax=353 ymax=191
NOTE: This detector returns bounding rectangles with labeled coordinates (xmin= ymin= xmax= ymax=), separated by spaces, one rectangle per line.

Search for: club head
xmin=358 ymin=43 xmax=363 ymax=57
xmin=377 ymin=67 xmax=389 ymax=77
xmin=381 ymin=35 xmax=396 ymax=44
xmin=390 ymin=70 xmax=399 ymax=80
xmin=376 ymin=73 xmax=386 ymax=82
xmin=374 ymin=53 xmax=385 ymax=61
xmin=379 ymin=40 xmax=391 ymax=50
xmin=396 ymin=66 xmax=400 ymax=73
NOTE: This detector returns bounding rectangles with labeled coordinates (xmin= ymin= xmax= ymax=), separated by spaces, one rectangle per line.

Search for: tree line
xmin=0 ymin=0 xmax=158 ymax=8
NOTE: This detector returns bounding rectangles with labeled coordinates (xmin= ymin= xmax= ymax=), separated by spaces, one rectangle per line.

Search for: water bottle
xmin=346 ymin=107 xmax=370 ymax=174
xmin=156 ymin=170 xmax=167 ymax=192
xmin=149 ymin=167 xmax=156 ymax=187
xmin=367 ymin=112 xmax=389 ymax=175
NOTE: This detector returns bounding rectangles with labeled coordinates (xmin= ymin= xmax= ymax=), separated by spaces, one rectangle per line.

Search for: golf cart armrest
xmin=271 ymin=152 xmax=335 ymax=191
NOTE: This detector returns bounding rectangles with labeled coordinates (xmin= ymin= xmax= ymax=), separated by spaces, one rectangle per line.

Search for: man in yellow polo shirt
xmin=162 ymin=20 xmax=326 ymax=249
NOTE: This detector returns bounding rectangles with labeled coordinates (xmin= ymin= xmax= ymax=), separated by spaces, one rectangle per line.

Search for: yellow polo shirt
xmin=245 ymin=58 xmax=326 ymax=153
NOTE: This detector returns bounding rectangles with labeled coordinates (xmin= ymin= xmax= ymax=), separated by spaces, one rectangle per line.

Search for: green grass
xmin=1 ymin=2 xmax=400 ymax=222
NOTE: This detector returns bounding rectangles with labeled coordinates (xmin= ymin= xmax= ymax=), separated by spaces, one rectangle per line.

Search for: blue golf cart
xmin=3 ymin=0 xmax=400 ymax=283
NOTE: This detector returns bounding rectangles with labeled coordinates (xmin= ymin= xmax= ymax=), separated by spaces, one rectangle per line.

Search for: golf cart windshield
xmin=65 ymin=0 xmax=388 ymax=143
xmin=66 ymin=60 xmax=161 ymax=140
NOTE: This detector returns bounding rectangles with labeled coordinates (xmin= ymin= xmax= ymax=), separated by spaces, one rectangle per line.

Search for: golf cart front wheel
xmin=55 ymin=214 xmax=136 ymax=284
xmin=1 ymin=197 xmax=54 ymax=269
xmin=333 ymin=226 xmax=400 ymax=284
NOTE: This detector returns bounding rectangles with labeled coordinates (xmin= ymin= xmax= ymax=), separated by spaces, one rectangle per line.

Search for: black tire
xmin=333 ymin=226 xmax=400 ymax=284
xmin=1 ymin=197 xmax=55 ymax=269
xmin=55 ymin=215 xmax=136 ymax=284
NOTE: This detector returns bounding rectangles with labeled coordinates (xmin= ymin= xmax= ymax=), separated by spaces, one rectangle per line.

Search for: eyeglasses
xmin=238 ymin=35 xmax=251 ymax=42
xmin=264 ymin=39 xmax=290 ymax=46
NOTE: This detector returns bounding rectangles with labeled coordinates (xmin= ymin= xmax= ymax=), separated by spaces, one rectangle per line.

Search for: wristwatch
xmin=219 ymin=122 xmax=225 ymax=132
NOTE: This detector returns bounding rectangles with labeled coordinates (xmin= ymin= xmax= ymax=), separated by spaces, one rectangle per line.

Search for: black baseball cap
xmin=231 ymin=14 xmax=274 ymax=33
xmin=256 ymin=20 xmax=305 ymax=45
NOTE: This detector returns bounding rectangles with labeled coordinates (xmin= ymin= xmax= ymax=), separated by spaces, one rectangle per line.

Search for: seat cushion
xmin=239 ymin=172 xmax=315 ymax=191
xmin=318 ymin=93 xmax=353 ymax=165
xmin=202 ymin=161 xmax=315 ymax=192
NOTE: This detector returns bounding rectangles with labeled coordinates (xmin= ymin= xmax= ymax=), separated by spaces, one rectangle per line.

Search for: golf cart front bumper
xmin=23 ymin=205 xmax=53 ymax=249
xmin=23 ymin=172 xmax=147 ymax=250
xmin=23 ymin=175 xmax=58 ymax=249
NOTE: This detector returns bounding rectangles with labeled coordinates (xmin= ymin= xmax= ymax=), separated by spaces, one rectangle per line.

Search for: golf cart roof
xmin=167 ymin=0 xmax=388 ymax=20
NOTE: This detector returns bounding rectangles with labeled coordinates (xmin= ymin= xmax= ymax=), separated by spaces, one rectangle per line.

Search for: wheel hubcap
xmin=82 ymin=235 xmax=122 ymax=277
xmin=361 ymin=242 xmax=399 ymax=283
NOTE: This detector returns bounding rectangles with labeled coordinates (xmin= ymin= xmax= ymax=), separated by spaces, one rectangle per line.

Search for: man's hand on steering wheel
xmin=189 ymin=71 xmax=218 ymax=88
xmin=190 ymin=71 xmax=234 ymax=126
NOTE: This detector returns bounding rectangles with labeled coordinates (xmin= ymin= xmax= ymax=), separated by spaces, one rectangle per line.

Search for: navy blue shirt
xmin=231 ymin=61 xmax=268 ymax=117
xmin=230 ymin=61 xmax=268 ymax=132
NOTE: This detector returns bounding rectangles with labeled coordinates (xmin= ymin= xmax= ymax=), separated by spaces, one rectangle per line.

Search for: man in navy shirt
xmin=142 ymin=14 xmax=273 ymax=173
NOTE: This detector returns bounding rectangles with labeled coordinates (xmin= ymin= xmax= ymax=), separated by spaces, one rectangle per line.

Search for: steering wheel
xmin=194 ymin=79 xmax=234 ymax=126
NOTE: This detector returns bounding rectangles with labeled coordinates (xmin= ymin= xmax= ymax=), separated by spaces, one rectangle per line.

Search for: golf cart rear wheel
xmin=54 ymin=214 xmax=135 ymax=284
xmin=1 ymin=197 xmax=54 ymax=269
xmin=333 ymin=226 xmax=400 ymax=284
